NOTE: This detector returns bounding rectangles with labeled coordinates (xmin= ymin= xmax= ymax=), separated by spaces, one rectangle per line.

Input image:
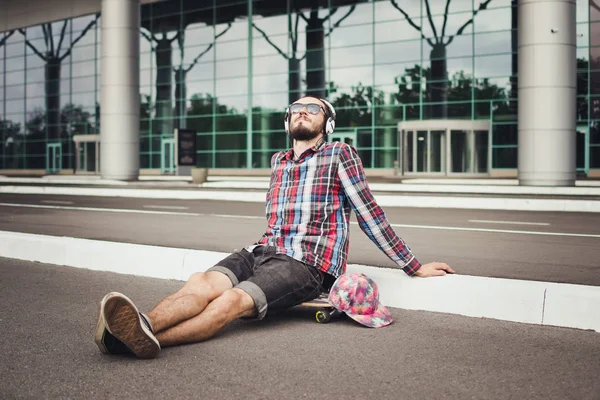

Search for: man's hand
xmin=414 ymin=262 xmax=455 ymax=277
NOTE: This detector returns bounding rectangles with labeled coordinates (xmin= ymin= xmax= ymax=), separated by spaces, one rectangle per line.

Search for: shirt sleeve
xmin=337 ymin=143 xmax=421 ymax=276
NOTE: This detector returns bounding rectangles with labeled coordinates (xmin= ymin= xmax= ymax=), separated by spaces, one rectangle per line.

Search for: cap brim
xmin=344 ymin=304 xmax=393 ymax=328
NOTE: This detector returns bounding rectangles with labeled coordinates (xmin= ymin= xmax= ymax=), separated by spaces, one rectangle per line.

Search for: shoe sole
xmin=102 ymin=293 xmax=160 ymax=359
xmin=94 ymin=294 xmax=112 ymax=354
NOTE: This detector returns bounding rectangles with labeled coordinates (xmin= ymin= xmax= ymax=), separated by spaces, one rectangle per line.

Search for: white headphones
xmin=284 ymin=98 xmax=336 ymax=136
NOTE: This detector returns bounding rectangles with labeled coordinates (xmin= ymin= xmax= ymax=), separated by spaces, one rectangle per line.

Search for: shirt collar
xmin=281 ymin=138 xmax=327 ymax=161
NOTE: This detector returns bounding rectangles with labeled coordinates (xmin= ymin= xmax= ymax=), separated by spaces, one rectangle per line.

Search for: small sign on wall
xmin=176 ymin=129 xmax=197 ymax=166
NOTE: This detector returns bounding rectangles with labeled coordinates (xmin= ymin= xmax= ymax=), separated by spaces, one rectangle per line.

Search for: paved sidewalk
xmin=1 ymin=257 xmax=599 ymax=400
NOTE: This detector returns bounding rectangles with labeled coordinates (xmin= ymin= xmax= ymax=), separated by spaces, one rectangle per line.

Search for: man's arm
xmin=337 ymin=144 xmax=454 ymax=277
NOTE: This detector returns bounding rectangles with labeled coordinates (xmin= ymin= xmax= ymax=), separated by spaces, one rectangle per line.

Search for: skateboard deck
xmin=298 ymin=293 xmax=344 ymax=323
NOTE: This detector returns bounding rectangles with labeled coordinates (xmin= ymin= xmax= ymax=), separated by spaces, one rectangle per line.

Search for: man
xmin=94 ymin=96 xmax=454 ymax=359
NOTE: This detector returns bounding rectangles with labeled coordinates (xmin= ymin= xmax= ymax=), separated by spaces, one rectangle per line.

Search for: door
xmin=46 ymin=142 xmax=62 ymax=174
xmin=403 ymin=130 xmax=446 ymax=174
xmin=161 ymin=138 xmax=176 ymax=174
xmin=576 ymin=125 xmax=588 ymax=174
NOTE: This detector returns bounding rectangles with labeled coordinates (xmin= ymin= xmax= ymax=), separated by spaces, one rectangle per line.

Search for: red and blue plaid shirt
xmin=248 ymin=141 xmax=422 ymax=277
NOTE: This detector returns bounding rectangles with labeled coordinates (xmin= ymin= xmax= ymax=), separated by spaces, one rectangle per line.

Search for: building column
xmin=100 ymin=0 xmax=140 ymax=180
xmin=518 ymin=0 xmax=576 ymax=186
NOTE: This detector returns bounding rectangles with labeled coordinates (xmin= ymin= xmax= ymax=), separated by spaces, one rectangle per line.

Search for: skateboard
xmin=298 ymin=293 xmax=344 ymax=323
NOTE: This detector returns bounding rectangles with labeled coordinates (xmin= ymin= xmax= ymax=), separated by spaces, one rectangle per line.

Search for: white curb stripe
xmin=0 ymin=230 xmax=598 ymax=333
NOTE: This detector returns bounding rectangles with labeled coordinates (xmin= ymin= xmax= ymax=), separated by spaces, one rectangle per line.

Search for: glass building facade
xmin=0 ymin=0 xmax=598 ymax=175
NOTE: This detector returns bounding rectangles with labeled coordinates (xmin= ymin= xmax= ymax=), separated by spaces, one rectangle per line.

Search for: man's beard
xmin=289 ymin=124 xmax=320 ymax=141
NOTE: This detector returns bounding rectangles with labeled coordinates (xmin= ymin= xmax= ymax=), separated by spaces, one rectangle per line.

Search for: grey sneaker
xmin=94 ymin=295 xmax=132 ymax=355
xmin=100 ymin=292 xmax=160 ymax=359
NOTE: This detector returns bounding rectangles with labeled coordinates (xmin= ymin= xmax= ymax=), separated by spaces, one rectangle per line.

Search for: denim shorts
xmin=207 ymin=245 xmax=325 ymax=319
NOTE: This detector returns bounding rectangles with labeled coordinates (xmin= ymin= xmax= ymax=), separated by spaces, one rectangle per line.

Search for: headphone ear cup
xmin=284 ymin=108 xmax=290 ymax=134
xmin=326 ymin=118 xmax=335 ymax=135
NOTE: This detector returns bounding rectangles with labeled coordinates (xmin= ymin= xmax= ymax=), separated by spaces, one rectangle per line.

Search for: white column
xmin=518 ymin=0 xmax=576 ymax=186
xmin=100 ymin=0 xmax=140 ymax=180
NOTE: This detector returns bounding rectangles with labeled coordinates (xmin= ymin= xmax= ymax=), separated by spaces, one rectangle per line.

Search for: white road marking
xmin=468 ymin=219 xmax=550 ymax=226
xmin=385 ymin=223 xmax=600 ymax=239
xmin=0 ymin=202 xmax=598 ymax=239
xmin=143 ymin=205 xmax=189 ymax=210
xmin=40 ymin=200 xmax=74 ymax=205
xmin=0 ymin=203 xmax=200 ymax=217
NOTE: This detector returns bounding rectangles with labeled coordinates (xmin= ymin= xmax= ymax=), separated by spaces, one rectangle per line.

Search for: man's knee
xmin=184 ymin=271 xmax=232 ymax=298
xmin=214 ymin=288 xmax=256 ymax=318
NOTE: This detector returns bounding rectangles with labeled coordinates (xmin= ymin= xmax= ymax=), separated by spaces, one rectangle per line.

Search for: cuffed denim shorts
xmin=207 ymin=245 xmax=325 ymax=319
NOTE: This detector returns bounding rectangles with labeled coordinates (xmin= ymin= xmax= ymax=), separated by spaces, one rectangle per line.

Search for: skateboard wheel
xmin=315 ymin=310 xmax=331 ymax=323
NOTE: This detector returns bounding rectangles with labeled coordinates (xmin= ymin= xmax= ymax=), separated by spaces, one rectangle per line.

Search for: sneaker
xmin=100 ymin=292 xmax=161 ymax=359
xmin=94 ymin=295 xmax=132 ymax=355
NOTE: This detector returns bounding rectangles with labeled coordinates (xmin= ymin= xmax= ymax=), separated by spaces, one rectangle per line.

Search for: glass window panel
xmin=493 ymin=123 xmax=517 ymax=145
xmin=72 ymin=60 xmax=95 ymax=78
xmin=492 ymin=146 xmax=517 ymax=168
xmin=329 ymin=23 xmax=372 ymax=49
xmin=375 ymin=1 xmax=420 ymax=24
xmin=216 ymin=58 xmax=247 ymax=79
xmin=216 ymin=77 xmax=247 ymax=97
xmin=591 ymin=145 xmax=600 ymax=168
xmin=578 ymin=0 xmax=590 ymax=22
xmin=374 ymin=19 xmax=423 ymax=43
xmin=216 ymin=150 xmax=246 ymax=168
xmin=475 ymin=54 xmax=512 ymax=78
xmin=187 ymin=115 xmax=214 ymax=133
xmin=330 ymin=44 xmax=372 ymax=68
xmin=592 ymin=122 xmax=600 ymax=144
xmin=422 ymin=12 xmax=473 ymax=41
xmin=330 ymin=65 xmax=374 ymax=90
xmin=5 ymin=80 xmax=24 ymax=99
xmin=215 ymin=112 xmax=247 ymax=132
xmin=253 ymin=53 xmax=288 ymax=75
xmin=471 ymin=5 xmax=512 ymax=33
xmin=5 ymin=41 xmax=25 ymax=59
xmin=374 ymin=40 xmax=421 ymax=67
xmin=577 ymin=22 xmax=590 ymax=48
xmin=475 ymin=30 xmax=512 ymax=56
xmin=71 ymin=92 xmax=96 ymax=108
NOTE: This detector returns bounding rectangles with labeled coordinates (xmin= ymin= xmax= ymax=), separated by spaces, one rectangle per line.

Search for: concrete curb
xmin=1 ymin=230 xmax=598 ymax=333
xmin=2 ymin=185 xmax=600 ymax=212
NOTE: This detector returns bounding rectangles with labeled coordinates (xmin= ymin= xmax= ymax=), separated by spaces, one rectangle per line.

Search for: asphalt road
xmin=1 ymin=193 xmax=599 ymax=286
xmin=1 ymin=257 xmax=598 ymax=400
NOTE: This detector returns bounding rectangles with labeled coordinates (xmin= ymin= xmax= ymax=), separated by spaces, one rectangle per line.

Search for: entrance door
xmin=403 ymin=130 xmax=446 ymax=174
xmin=576 ymin=125 xmax=588 ymax=174
xmin=161 ymin=138 xmax=176 ymax=174
xmin=46 ymin=142 xmax=62 ymax=174
xmin=398 ymin=120 xmax=491 ymax=176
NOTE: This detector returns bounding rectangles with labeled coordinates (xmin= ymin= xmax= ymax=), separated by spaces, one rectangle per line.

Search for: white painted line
xmin=388 ymin=223 xmax=600 ymax=239
xmin=40 ymin=200 xmax=74 ymax=205
xmin=1 ymin=202 xmax=598 ymax=239
xmin=1 ymin=230 xmax=598 ymax=332
xmin=143 ymin=205 xmax=189 ymax=210
xmin=0 ymin=202 xmax=201 ymax=217
xmin=468 ymin=219 xmax=550 ymax=226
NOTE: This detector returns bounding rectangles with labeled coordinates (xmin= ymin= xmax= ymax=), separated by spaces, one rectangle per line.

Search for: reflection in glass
xmin=416 ymin=130 xmax=427 ymax=172
xmin=474 ymin=130 xmax=489 ymax=172
xmin=450 ymin=130 xmax=469 ymax=173
xmin=430 ymin=130 xmax=445 ymax=172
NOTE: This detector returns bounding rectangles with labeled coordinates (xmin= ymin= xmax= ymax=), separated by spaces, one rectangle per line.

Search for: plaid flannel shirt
xmin=247 ymin=141 xmax=421 ymax=278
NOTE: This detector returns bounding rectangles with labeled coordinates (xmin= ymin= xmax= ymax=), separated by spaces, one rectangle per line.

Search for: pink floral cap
xmin=328 ymin=272 xmax=393 ymax=328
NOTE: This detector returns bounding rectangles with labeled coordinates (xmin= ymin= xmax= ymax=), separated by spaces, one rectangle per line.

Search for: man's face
xmin=288 ymin=97 xmax=327 ymax=141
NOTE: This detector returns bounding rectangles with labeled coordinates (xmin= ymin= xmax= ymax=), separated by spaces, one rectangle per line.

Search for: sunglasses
xmin=289 ymin=103 xmax=327 ymax=116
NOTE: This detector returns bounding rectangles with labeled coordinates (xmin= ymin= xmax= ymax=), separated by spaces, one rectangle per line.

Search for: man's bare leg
xmin=146 ymin=271 xmax=233 ymax=333
xmin=156 ymin=288 xmax=256 ymax=347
